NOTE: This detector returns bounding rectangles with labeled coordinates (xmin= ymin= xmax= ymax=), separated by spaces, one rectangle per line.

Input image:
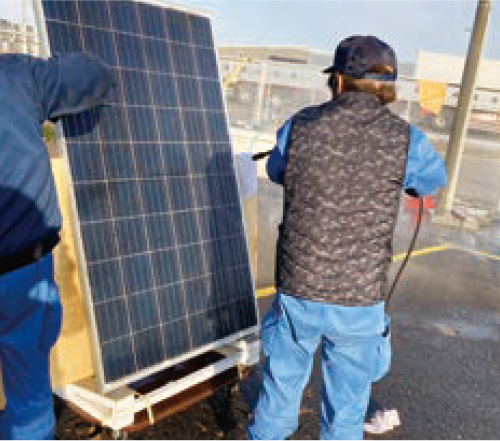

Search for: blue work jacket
xmin=0 ymin=53 xmax=114 ymax=260
xmin=267 ymin=116 xmax=447 ymax=195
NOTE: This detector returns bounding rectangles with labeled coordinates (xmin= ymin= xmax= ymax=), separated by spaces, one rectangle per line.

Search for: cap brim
xmin=323 ymin=66 xmax=336 ymax=74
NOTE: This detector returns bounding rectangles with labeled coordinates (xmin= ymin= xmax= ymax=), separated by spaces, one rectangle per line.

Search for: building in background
xmin=218 ymin=45 xmax=500 ymax=137
xmin=218 ymin=45 xmax=419 ymax=134
xmin=0 ymin=18 xmax=39 ymax=55
xmin=218 ymin=46 xmax=331 ymax=133
xmin=414 ymin=51 xmax=500 ymax=135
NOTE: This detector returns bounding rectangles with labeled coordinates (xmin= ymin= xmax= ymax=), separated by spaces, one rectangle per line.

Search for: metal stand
xmin=54 ymin=338 xmax=260 ymax=433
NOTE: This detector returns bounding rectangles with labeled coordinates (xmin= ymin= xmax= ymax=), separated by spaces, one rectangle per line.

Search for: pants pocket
xmin=372 ymin=319 xmax=392 ymax=382
xmin=38 ymin=287 xmax=62 ymax=353
xmin=260 ymin=295 xmax=283 ymax=357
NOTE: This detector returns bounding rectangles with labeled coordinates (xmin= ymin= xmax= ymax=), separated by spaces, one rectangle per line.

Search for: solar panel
xmin=41 ymin=0 xmax=257 ymax=390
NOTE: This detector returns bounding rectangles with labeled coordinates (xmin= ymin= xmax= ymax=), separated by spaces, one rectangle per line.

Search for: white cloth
xmin=235 ymin=152 xmax=258 ymax=200
xmin=363 ymin=409 xmax=401 ymax=434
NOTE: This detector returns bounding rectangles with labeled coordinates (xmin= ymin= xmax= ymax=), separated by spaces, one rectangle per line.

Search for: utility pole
xmin=436 ymin=0 xmax=492 ymax=215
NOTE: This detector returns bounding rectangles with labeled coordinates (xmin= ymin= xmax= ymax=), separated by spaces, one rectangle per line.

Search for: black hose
xmin=386 ymin=196 xmax=424 ymax=307
xmin=252 ymin=148 xmax=424 ymax=307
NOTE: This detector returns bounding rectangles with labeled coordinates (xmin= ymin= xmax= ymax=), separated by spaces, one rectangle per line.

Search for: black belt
xmin=0 ymin=233 xmax=60 ymax=277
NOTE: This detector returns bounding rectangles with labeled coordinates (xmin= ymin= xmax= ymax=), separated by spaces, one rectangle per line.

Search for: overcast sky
xmin=2 ymin=0 xmax=499 ymax=63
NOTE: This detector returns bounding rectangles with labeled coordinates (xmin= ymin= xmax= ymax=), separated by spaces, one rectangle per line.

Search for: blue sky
xmin=183 ymin=0 xmax=500 ymax=63
xmin=2 ymin=1 xmax=498 ymax=63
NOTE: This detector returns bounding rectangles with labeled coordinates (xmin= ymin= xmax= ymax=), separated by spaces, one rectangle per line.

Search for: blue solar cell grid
xmin=42 ymin=0 xmax=257 ymax=387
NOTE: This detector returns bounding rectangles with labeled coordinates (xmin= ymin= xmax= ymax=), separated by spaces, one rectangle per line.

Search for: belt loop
xmin=0 ymin=232 xmax=59 ymax=277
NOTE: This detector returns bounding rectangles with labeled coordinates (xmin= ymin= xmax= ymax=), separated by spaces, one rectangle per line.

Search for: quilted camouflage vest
xmin=276 ymin=92 xmax=411 ymax=306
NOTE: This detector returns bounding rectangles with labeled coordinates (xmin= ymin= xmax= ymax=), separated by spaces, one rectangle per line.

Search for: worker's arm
xmin=30 ymin=53 xmax=115 ymax=122
xmin=404 ymin=126 xmax=447 ymax=196
xmin=266 ymin=118 xmax=293 ymax=185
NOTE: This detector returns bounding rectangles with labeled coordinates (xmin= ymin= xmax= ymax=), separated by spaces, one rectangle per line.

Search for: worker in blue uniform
xmin=247 ymin=36 xmax=447 ymax=440
xmin=0 ymin=52 xmax=114 ymax=440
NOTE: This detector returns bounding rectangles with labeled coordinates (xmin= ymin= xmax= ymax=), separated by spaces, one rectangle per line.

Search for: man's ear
xmin=335 ymin=73 xmax=343 ymax=96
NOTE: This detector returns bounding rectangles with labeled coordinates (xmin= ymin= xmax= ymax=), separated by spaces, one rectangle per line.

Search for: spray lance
xmin=251 ymin=149 xmax=424 ymax=307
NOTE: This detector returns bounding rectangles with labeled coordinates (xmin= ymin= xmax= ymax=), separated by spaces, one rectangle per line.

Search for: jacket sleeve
xmin=404 ymin=126 xmax=447 ymax=195
xmin=266 ymin=118 xmax=293 ymax=185
xmin=30 ymin=52 xmax=115 ymax=122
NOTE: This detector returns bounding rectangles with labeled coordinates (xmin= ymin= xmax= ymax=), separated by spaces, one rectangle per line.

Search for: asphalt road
xmin=55 ymin=205 xmax=500 ymax=440
xmin=429 ymin=133 xmax=500 ymax=208
xmin=56 ymin=244 xmax=500 ymax=439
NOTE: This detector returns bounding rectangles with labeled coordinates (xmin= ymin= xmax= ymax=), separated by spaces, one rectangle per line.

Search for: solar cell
xmin=42 ymin=0 xmax=257 ymax=390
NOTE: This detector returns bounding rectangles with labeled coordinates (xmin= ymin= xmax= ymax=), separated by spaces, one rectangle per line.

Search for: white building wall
xmin=416 ymin=50 xmax=500 ymax=90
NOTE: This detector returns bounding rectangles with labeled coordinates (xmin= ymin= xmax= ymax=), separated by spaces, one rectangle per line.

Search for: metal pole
xmin=21 ymin=0 xmax=28 ymax=54
xmin=436 ymin=0 xmax=492 ymax=215
xmin=32 ymin=0 xmax=49 ymax=58
xmin=254 ymin=62 xmax=268 ymax=127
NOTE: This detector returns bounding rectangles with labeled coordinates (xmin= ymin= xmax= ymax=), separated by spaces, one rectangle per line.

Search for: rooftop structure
xmin=0 ymin=18 xmax=39 ymax=55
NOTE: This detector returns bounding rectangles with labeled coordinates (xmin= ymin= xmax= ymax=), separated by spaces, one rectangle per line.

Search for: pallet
xmin=54 ymin=337 xmax=259 ymax=433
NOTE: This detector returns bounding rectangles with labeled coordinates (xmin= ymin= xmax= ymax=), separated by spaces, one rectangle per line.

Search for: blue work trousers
xmin=248 ymin=293 xmax=390 ymax=440
xmin=0 ymin=253 xmax=62 ymax=440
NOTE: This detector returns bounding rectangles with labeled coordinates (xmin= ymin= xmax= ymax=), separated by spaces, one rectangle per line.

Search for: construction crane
xmin=222 ymin=57 xmax=252 ymax=93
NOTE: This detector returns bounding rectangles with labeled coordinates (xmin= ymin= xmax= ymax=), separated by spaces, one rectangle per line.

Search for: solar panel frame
xmin=35 ymin=0 xmax=259 ymax=393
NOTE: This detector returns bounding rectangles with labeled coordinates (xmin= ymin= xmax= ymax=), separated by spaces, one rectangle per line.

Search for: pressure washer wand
xmin=252 ymin=150 xmax=273 ymax=161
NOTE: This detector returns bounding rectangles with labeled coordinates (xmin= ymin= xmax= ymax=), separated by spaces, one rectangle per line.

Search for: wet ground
xmin=56 ymin=210 xmax=500 ymax=440
xmin=428 ymin=133 xmax=500 ymax=208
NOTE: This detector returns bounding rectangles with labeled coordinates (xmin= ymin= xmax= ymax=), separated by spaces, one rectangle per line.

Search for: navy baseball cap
xmin=323 ymin=35 xmax=397 ymax=80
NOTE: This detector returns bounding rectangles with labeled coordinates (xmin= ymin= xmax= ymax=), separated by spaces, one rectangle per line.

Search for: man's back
xmin=0 ymin=53 xmax=113 ymax=260
xmin=0 ymin=54 xmax=61 ymax=259
xmin=277 ymin=92 xmax=410 ymax=305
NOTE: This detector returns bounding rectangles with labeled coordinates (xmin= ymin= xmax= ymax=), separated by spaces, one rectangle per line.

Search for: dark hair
xmin=328 ymin=64 xmax=396 ymax=104
xmin=327 ymin=73 xmax=337 ymax=92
